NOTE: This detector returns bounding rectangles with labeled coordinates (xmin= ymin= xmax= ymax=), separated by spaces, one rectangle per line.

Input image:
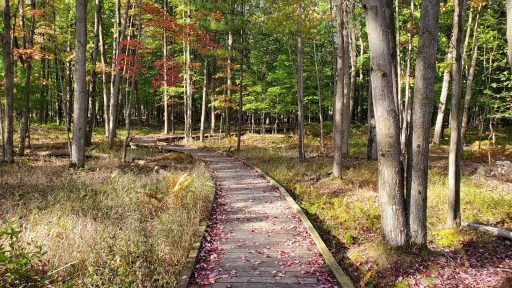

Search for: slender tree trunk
xmin=122 ymin=4 xmax=141 ymax=163
xmin=2 ymin=0 xmax=14 ymax=162
xmin=226 ymin=31 xmax=233 ymax=138
xmin=65 ymin=39 xmax=73 ymax=153
xmin=341 ymin=4 xmax=351 ymax=156
xmin=461 ymin=10 xmax=481 ymax=138
xmin=72 ymin=0 xmax=88 ymax=167
xmin=508 ymin=0 xmax=512 ymax=69
xmin=237 ymin=1 xmax=245 ymax=152
xmin=333 ymin=0 xmax=346 ymax=177
xmin=184 ymin=0 xmax=192 ymax=141
xmin=163 ymin=0 xmax=170 ymax=134
xmin=297 ymin=2 xmax=305 ymax=162
xmin=313 ymin=41 xmax=324 ymax=152
xmin=363 ymin=0 xmax=408 ymax=248
xmin=400 ymin=0 xmax=414 ymax=152
xmin=447 ymin=0 xmax=466 ymax=228
xmin=367 ymin=76 xmax=377 ymax=160
xmin=86 ymin=0 xmax=101 ymax=147
xmin=433 ymin=47 xmax=453 ymax=144
xmin=200 ymin=59 xmax=208 ymax=142
xmin=18 ymin=0 xmax=36 ymax=156
xmin=408 ymin=0 xmax=440 ymax=246
xmin=462 ymin=6 xmax=473 ymax=75
xmin=99 ymin=8 xmax=110 ymax=137
xmin=395 ymin=0 xmax=402 ymax=125
xmin=108 ymin=0 xmax=130 ymax=148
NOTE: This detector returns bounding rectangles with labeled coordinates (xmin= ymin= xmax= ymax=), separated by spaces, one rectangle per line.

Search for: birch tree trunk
xmin=363 ymin=0 xmax=408 ymax=247
xmin=72 ymin=0 xmax=88 ymax=167
xmin=2 ymin=0 xmax=14 ymax=162
xmin=333 ymin=0 xmax=345 ymax=177
xmin=408 ymin=0 xmax=440 ymax=246
xmin=432 ymin=47 xmax=453 ymax=144
xmin=447 ymin=0 xmax=466 ymax=228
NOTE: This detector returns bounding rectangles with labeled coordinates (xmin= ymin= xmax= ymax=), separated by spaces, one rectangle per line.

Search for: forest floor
xmin=198 ymin=125 xmax=512 ymax=287
xmin=0 ymin=125 xmax=214 ymax=287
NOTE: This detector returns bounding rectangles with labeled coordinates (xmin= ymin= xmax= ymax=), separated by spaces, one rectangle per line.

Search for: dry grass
xmin=0 ymin=126 xmax=214 ymax=287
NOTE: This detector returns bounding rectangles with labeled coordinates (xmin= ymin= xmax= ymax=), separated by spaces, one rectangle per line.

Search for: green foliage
xmin=0 ymin=222 xmax=47 ymax=288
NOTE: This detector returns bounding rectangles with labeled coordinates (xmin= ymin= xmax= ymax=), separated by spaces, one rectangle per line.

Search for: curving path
xmin=168 ymin=147 xmax=344 ymax=288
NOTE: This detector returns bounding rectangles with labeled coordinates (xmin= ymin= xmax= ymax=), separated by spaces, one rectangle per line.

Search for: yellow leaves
xmin=167 ymin=173 xmax=194 ymax=204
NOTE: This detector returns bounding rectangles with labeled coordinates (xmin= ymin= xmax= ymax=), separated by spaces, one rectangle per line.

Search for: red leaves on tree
xmin=151 ymin=58 xmax=183 ymax=90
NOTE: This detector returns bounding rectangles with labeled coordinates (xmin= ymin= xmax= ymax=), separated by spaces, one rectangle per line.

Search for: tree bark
xmin=226 ymin=30 xmax=233 ymax=138
xmin=408 ymin=0 xmax=440 ymax=246
xmin=333 ymin=0 xmax=345 ymax=177
xmin=184 ymin=0 xmax=193 ymax=142
xmin=447 ymin=0 xmax=466 ymax=228
xmin=432 ymin=47 xmax=453 ymax=144
xmin=163 ymin=0 xmax=170 ymax=134
xmin=363 ymin=0 xmax=408 ymax=247
xmin=72 ymin=0 xmax=88 ymax=167
xmin=2 ymin=0 xmax=14 ymax=162
xmin=297 ymin=2 xmax=305 ymax=162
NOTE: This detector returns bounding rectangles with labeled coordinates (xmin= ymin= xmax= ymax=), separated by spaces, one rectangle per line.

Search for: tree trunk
xmin=432 ymin=47 xmax=453 ymax=144
xmin=237 ymin=2 xmax=245 ymax=152
xmin=122 ymin=5 xmax=141 ymax=164
xmin=341 ymin=4 xmax=351 ymax=156
xmin=313 ymin=41 xmax=324 ymax=152
xmin=367 ymin=76 xmax=377 ymax=161
xmin=18 ymin=0 xmax=36 ymax=156
xmin=297 ymin=2 xmax=305 ymax=162
xmin=98 ymin=7 xmax=110 ymax=137
xmin=461 ymin=9 xmax=481 ymax=138
xmin=163 ymin=0 xmax=170 ymax=134
xmin=200 ymin=59 xmax=208 ymax=142
xmin=72 ymin=0 xmax=88 ymax=167
xmin=447 ymin=0 xmax=466 ymax=228
xmin=2 ymin=0 xmax=14 ymax=162
xmin=333 ymin=0 xmax=346 ymax=177
xmin=184 ymin=0 xmax=193 ymax=142
xmin=108 ymin=0 xmax=130 ymax=148
xmin=508 ymin=0 xmax=512 ymax=69
xmin=363 ymin=0 xmax=408 ymax=247
xmin=408 ymin=0 xmax=440 ymax=246
xmin=226 ymin=30 xmax=233 ymax=138
xmin=400 ymin=0 xmax=414 ymax=152
xmin=86 ymin=0 xmax=101 ymax=147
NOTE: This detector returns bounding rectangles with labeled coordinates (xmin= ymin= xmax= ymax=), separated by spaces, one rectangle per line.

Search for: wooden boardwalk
xmin=169 ymin=147 xmax=342 ymax=288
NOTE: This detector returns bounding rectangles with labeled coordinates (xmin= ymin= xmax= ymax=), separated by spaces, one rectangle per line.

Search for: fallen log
xmin=465 ymin=222 xmax=512 ymax=240
xmin=31 ymin=150 xmax=109 ymax=159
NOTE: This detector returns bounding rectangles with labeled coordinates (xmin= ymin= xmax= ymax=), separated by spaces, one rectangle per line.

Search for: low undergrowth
xmin=202 ymin=129 xmax=512 ymax=287
xmin=0 ymin=145 xmax=214 ymax=287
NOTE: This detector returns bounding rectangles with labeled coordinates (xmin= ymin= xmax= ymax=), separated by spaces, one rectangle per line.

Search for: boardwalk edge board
xmin=170 ymin=148 xmax=217 ymax=288
xmin=239 ymin=158 xmax=356 ymax=288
